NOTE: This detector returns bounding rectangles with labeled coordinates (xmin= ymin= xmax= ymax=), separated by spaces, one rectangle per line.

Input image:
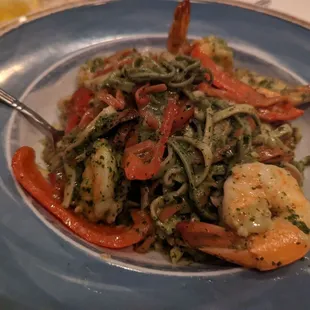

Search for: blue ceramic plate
xmin=1 ymin=1 xmax=310 ymax=309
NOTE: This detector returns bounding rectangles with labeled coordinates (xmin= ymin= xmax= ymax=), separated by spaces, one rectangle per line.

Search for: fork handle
xmin=0 ymin=88 xmax=56 ymax=134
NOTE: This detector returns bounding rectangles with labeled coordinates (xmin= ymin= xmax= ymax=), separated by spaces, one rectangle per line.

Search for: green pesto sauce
xmin=286 ymin=213 xmax=310 ymax=235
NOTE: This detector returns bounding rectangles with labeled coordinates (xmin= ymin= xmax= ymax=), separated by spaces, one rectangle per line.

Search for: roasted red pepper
xmin=12 ymin=147 xmax=152 ymax=249
xmin=123 ymin=99 xmax=178 ymax=180
xmin=65 ymin=87 xmax=94 ymax=133
xmin=172 ymin=101 xmax=194 ymax=132
xmin=135 ymin=83 xmax=169 ymax=130
xmin=177 ymin=221 xmax=237 ymax=248
xmin=257 ymin=103 xmax=304 ymax=122
xmin=98 ymin=89 xmax=126 ymax=110
xmin=192 ymin=43 xmax=304 ymax=122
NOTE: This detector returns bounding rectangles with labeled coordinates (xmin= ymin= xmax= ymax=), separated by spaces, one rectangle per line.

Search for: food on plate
xmin=12 ymin=0 xmax=310 ymax=270
xmin=178 ymin=162 xmax=310 ymax=270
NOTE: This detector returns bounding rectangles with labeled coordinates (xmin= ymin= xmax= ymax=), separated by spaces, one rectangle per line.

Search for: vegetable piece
xmin=125 ymin=140 xmax=156 ymax=155
xmin=71 ymin=87 xmax=94 ymax=116
xmin=255 ymin=146 xmax=293 ymax=163
xmin=192 ymin=43 xmax=304 ymax=122
xmin=93 ymin=57 xmax=134 ymax=78
xmin=78 ymin=108 xmax=98 ymax=129
xmin=257 ymin=103 xmax=304 ymax=122
xmin=65 ymin=87 xmax=94 ymax=133
xmin=48 ymin=172 xmax=64 ymax=202
xmin=158 ymin=204 xmax=181 ymax=222
xmin=93 ymin=49 xmax=135 ymax=77
xmin=135 ymin=235 xmax=156 ymax=253
xmin=135 ymin=84 xmax=168 ymax=130
xmin=65 ymin=114 xmax=80 ymax=134
xmin=135 ymin=84 xmax=151 ymax=107
xmin=124 ymin=140 xmax=156 ymax=167
xmin=12 ymin=146 xmax=152 ymax=249
xmin=192 ymin=45 xmax=274 ymax=108
xmin=98 ymin=89 xmax=126 ymax=110
xmin=177 ymin=221 xmax=237 ymax=248
xmin=135 ymin=84 xmax=168 ymax=108
xmin=198 ymin=82 xmax=247 ymax=104
xmin=116 ymin=89 xmax=126 ymax=107
xmin=139 ymin=109 xmax=160 ymax=130
xmin=93 ymin=66 xmax=115 ymax=78
xmin=172 ymin=102 xmax=194 ymax=132
xmin=123 ymin=99 xmax=178 ymax=180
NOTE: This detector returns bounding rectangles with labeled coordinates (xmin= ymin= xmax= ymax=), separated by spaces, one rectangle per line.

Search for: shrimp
xmin=167 ymin=0 xmax=191 ymax=54
xmin=77 ymin=139 xmax=122 ymax=224
xmin=177 ymin=162 xmax=310 ymax=270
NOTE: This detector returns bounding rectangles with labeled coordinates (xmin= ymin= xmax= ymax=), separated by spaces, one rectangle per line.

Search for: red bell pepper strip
xmin=124 ymin=99 xmax=178 ymax=180
xmin=191 ymin=43 xmax=304 ymax=122
xmin=125 ymin=140 xmax=156 ymax=163
xmin=198 ymin=83 xmax=304 ymax=123
xmin=95 ymin=57 xmax=134 ymax=77
xmin=257 ymin=102 xmax=304 ymax=122
xmin=135 ymin=235 xmax=156 ymax=253
xmin=172 ymin=102 xmax=194 ymax=133
xmin=71 ymin=87 xmax=94 ymax=116
xmin=158 ymin=204 xmax=182 ymax=222
xmin=65 ymin=114 xmax=80 ymax=134
xmin=65 ymin=87 xmax=94 ymax=133
xmin=192 ymin=44 xmax=274 ymax=108
xmin=177 ymin=221 xmax=237 ymax=248
xmin=255 ymin=145 xmax=293 ymax=163
xmin=125 ymin=140 xmax=156 ymax=155
xmin=98 ymin=89 xmax=126 ymax=110
xmin=198 ymin=82 xmax=246 ymax=104
xmin=93 ymin=66 xmax=115 ymax=78
xmin=135 ymin=83 xmax=168 ymax=108
xmin=135 ymin=84 xmax=152 ymax=107
xmin=139 ymin=109 xmax=160 ymax=130
xmin=12 ymin=146 xmax=152 ymax=249
xmin=135 ymin=84 xmax=168 ymax=130
xmin=48 ymin=172 xmax=65 ymax=202
xmin=136 ymin=86 xmax=193 ymax=132
xmin=104 ymin=48 xmax=134 ymax=63
xmin=94 ymin=49 xmax=135 ymax=78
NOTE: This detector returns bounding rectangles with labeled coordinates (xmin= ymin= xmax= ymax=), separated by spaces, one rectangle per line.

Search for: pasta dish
xmin=12 ymin=0 xmax=310 ymax=271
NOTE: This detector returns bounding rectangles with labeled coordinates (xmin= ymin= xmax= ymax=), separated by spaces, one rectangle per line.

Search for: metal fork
xmin=0 ymin=88 xmax=64 ymax=146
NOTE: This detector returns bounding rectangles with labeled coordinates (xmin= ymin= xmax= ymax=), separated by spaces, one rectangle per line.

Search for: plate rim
xmin=1 ymin=0 xmax=310 ymax=37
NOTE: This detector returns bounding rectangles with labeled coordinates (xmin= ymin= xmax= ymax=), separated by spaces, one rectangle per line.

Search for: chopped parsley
xmin=286 ymin=213 xmax=310 ymax=234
